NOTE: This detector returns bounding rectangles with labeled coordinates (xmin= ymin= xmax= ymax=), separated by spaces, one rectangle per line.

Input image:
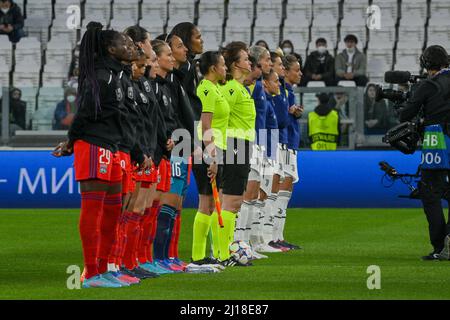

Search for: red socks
xmin=97 ymin=193 xmax=122 ymax=274
xmin=169 ymin=210 xmax=181 ymax=259
xmin=122 ymin=211 xmax=142 ymax=270
xmin=137 ymin=208 xmax=153 ymax=264
xmin=79 ymin=191 xmax=106 ymax=279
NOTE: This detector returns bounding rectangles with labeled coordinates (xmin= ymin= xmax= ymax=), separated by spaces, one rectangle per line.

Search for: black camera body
xmin=379 ymin=71 xmax=426 ymax=154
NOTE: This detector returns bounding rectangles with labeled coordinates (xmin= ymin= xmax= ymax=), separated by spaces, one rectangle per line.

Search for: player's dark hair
xmin=344 ymin=34 xmax=358 ymax=44
xmin=151 ymin=39 xmax=168 ymax=57
xmin=316 ymin=37 xmax=327 ymax=45
xmin=198 ymin=51 xmax=221 ymax=76
xmin=283 ymin=54 xmax=299 ymax=71
xmin=168 ymin=22 xmax=197 ymax=57
xmin=124 ymin=25 xmax=149 ymax=44
xmin=222 ymin=41 xmax=248 ymax=81
xmin=78 ymin=21 xmax=122 ymax=117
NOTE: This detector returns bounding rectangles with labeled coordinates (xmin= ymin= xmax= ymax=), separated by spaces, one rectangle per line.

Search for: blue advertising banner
xmin=0 ymin=150 xmax=426 ymax=209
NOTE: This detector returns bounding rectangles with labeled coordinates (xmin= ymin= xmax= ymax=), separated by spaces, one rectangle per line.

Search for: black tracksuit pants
xmin=419 ymin=169 xmax=450 ymax=252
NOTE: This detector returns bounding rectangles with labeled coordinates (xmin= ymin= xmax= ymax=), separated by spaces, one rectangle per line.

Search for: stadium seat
xmin=366 ymin=48 xmax=393 ymax=80
xmin=306 ymin=81 xmax=326 ymax=87
xmin=139 ymin=16 xmax=166 ymax=36
xmin=141 ymin=0 xmax=168 ymax=24
xmin=198 ymin=22 xmax=223 ymax=51
xmin=112 ymin=0 xmax=140 ymax=22
xmin=256 ymin=0 xmax=283 ymax=21
xmin=394 ymin=48 xmax=422 ymax=73
xmin=167 ymin=0 xmax=196 ymax=30
xmin=24 ymin=0 xmax=52 ymax=44
xmin=38 ymin=87 xmax=65 ymax=111
xmin=373 ymin=0 xmax=399 ymax=22
xmin=51 ymin=16 xmax=78 ymax=48
xmin=426 ymin=26 xmax=450 ymax=52
xmin=313 ymin=0 xmax=340 ymax=21
xmin=198 ymin=0 xmax=225 ymax=21
xmin=110 ymin=18 xmax=137 ymax=32
xmin=54 ymin=0 xmax=82 ymax=17
xmin=430 ymin=0 xmax=450 ymax=16
xmin=227 ymin=0 xmax=254 ymax=22
xmin=84 ymin=0 xmax=112 ymax=24
xmin=284 ymin=0 xmax=312 ymax=27
xmin=337 ymin=80 xmax=357 ymax=87
xmin=24 ymin=16 xmax=51 ymax=44
xmin=15 ymin=38 xmax=42 ymax=72
xmin=225 ymin=0 xmax=254 ymax=44
xmin=0 ymin=40 xmax=12 ymax=73
xmin=254 ymin=8 xmax=282 ymax=49
xmin=397 ymin=26 xmax=425 ymax=50
xmin=400 ymin=0 xmax=428 ymax=26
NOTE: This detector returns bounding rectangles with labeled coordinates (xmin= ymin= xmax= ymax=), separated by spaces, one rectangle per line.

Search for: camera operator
xmin=399 ymin=45 xmax=450 ymax=261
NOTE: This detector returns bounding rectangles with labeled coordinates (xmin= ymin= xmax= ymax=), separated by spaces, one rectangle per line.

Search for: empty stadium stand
xmin=2 ymin=0 xmax=447 ymax=135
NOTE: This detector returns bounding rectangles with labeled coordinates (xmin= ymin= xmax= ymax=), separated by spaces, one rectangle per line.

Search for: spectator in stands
xmin=307 ymin=92 xmax=340 ymax=150
xmin=280 ymin=39 xmax=302 ymax=66
xmin=335 ymin=34 xmax=368 ymax=87
xmin=53 ymin=87 xmax=77 ymax=130
xmin=302 ymin=38 xmax=335 ymax=86
xmin=0 ymin=87 xmax=27 ymax=133
xmin=364 ymin=83 xmax=389 ymax=134
xmin=0 ymin=0 xmax=24 ymax=44
xmin=328 ymin=90 xmax=350 ymax=146
xmin=255 ymin=39 xmax=269 ymax=51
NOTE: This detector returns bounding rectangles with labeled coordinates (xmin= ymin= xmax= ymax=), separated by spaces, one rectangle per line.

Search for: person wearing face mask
xmin=53 ymin=87 xmax=78 ymax=130
xmin=335 ymin=34 xmax=368 ymax=87
xmin=279 ymin=40 xmax=302 ymax=66
xmin=1 ymin=87 xmax=26 ymax=134
xmin=364 ymin=83 xmax=389 ymax=134
xmin=302 ymin=38 xmax=335 ymax=86
xmin=0 ymin=0 xmax=24 ymax=43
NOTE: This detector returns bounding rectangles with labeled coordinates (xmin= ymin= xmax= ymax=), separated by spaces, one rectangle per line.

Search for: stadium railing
xmin=1 ymin=85 xmax=393 ymax=150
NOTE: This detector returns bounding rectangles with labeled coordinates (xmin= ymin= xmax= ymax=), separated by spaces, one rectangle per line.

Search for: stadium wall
xmin=0 ymin=151 xmax=430 ymax=209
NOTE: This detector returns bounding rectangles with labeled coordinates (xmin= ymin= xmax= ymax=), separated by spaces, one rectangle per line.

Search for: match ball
xmin=229 ymin=240 xmax=253 ymax=264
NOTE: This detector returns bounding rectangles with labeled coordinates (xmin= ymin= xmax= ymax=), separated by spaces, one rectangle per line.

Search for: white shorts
xmin=248 ymin=144 xmax=263 ymax=182
xmin=260 ymin=157 xmax=275 ymax=195
xmin=284 ymin=148 xmax=299 ymax=183
xmin=274 ymin=143 xmax=287 ymax=179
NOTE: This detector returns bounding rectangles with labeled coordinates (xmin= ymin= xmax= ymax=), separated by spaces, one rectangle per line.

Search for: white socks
xmin=273 ymin=191 xmax=291 ymax=242
xmin=262 ymin=193 xmax=278 ymax=244
xmin=250 ymin=200 xmax=264 ymax=247
xmin=235 ymin=200 xmax=254 ymax=241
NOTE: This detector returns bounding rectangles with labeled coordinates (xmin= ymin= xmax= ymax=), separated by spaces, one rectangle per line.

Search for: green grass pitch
xmin=0 ymin=208 xmax=449 ymax=300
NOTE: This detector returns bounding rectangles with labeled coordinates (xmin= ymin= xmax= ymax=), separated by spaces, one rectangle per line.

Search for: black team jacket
xmin=152 ymin=75 xmax=179 ymax=160
xmin=180 ymin=57 xmax=202 ymax=121
xmin=167 ymin=68 xmax=195 ymax=155
xmin=68 ymin=56 xmax=124 ymax=153
xmin=119 ymin=64 xmax=146 ymax=164
xmin=138 ymin=76 xmax=159 ymax=165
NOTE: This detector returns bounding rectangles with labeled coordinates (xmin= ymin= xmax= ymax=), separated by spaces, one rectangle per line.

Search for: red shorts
xmin=119 ymin=151 xmax=136 ymax=194
xmin=135 ymin=163 xmax=158 ymax=183
xmin=73 ymin=140 xmax=122 ymax=182
xmin=157 ymin=158 xmax=171 ymax=192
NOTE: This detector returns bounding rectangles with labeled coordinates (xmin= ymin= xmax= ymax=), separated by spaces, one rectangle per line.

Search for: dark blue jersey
xmin=251 ymin=79 xmax=267 ymax=145
xmin=272 ymin=78 xmax=289 ymax=144
xmin=286 ymin=82 xmax=301 ymax=150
